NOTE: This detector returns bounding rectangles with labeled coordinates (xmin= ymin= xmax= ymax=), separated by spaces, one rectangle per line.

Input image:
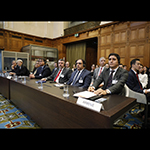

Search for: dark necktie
xmin=136 ymin=73 xmax=143 ymax=90
xmin=72 ymin=71 xmax=80 ymax=85
xmin=106 ymin=70 xmax=115 ymax=88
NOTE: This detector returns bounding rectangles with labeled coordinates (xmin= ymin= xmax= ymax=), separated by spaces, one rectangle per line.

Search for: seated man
xmin=126 ymin=59 xmax=150 ymax=94
xmin=32 ymin=60 xmax=41 ymax=75
xmin=67 ymin=59 xmax=91 ymax=89
xmin=9 ymin=59 xmax=30 ymax=76
xmin=126 ymin=58 xmax=150 ymax=119
xmin=41 ymin=59 xmax=72 ymax=83
xmin=11 ymin=60 xmax=17 ymax=72
xmin=30 ymin=58 xmax=51 ymax=79
xmin=92 ymin=57 xmax=106 ymax=83
xmin=88 ymin=53 xmax=128 ymax=96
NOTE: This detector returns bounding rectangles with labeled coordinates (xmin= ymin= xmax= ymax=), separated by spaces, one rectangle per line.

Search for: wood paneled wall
xmin=0 ymin=29 xmax=53 ymax=52
xmin=1 ymin=21 xmax=150 ymax=70
xmin=52 ymin=21 xmax=150 ymax=70
xmin=97 ymin=21 xmax=150 ymax=70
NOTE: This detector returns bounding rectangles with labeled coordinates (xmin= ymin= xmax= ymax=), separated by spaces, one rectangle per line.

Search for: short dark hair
xmin=39 ymin=58 xmax=47 ymax=64
xmin=130 ymin=58 xmax=140 ymax=67
xmin=108 ymin=53 xmax=120 ymax=64
xmin=58 ymin=59 xmax=65 ymax=64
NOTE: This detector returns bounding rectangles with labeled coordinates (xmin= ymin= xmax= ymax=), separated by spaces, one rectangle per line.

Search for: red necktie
xmin=98 ymin=67 xmax=103 ymax=76
xmin=54 ymin=69 xmax=62 ymax=82
xmin=136 ymin=73 xmax=143 ymax=90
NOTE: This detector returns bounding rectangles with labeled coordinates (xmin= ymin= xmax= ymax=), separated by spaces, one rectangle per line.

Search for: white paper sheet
xmin=54 ymin=84 xmax=64 ymax=87
xmin=73 ymin=91 xmax=96 ymax=98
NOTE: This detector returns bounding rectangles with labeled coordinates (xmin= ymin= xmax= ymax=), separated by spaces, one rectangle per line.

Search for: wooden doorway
xmin=85 ymin=37 xmax=97 ymax=71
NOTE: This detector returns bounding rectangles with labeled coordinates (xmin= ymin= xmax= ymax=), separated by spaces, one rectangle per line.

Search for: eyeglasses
xmin=76 ymin=62 xmax=82 ymax=65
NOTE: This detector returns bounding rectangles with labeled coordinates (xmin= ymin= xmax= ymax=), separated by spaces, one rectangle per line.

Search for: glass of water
xmin=63 ymin=84 xmax=70 ymax=97
xmin=22 ymin=76 xmax=26 ymax=84
xmin=38 ymin=80 xmax=43 ymax=90
xmin=14 ymin=75 xmax=18 ymax=81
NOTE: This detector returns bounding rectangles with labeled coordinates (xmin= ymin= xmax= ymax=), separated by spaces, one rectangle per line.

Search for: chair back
xmin=124 ymin=84 xmax=147 ymax=104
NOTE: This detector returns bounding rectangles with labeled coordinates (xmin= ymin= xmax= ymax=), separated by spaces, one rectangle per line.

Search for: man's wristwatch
xmin=106 ymin=89 xmax=111 ymax=94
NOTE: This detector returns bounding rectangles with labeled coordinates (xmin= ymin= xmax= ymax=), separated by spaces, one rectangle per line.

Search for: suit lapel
xmin=104 ymin=68 xmax=110 ymax=86
xmin=130 ymin=69 xmax=139 ymax=82
xmin=113 ymin=67 xmax=121 ymax=79
xmin=53 ymin=68 xmax=59 ymax=79
xmin=61 ymin=68 xmax=66 ymax=75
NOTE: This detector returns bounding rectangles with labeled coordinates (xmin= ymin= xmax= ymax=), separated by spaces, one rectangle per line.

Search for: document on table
xmin=54 ymin=83 xmax=64 ymax=87
xmin=73 ymin=91 xmax=97 ymax=98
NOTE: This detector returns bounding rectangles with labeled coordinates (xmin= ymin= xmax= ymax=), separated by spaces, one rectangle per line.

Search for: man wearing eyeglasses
xmin=67 ymin=59 xmax=91 ymax=89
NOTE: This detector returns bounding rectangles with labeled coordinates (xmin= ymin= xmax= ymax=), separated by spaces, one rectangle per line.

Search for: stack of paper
xmin=73 ymin=91 xmax=96 ymax=98
xmin=54 ymin=84 xmax=64 ymax=87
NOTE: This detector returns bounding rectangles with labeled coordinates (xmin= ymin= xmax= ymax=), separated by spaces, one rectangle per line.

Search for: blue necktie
xmin=72 ymin=71 xmax=80 ymax=85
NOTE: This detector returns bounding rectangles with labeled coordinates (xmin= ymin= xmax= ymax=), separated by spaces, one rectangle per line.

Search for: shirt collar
xmin=110 ymin=66 xmax=119 ymax=73
xmin=131 ymin=69 xmax=137 ymax=74
xmin=77 ymin=68 xmax=84 ymax=73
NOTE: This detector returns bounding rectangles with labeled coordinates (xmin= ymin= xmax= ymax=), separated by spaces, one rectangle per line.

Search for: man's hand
xmin=41 ymin=78 xmax=46 ymax=81
xmin=88 ymin=86 xmax=95 ymax=92
xmin=29 ymin=74 xmax=35 ymax=79
xmin=9 ymin=72 xmax=16 ymax=75
xmin=144 ymin=89 xmax=150 ymax=94
xmin=94 ymin=88 xmax=107 ymax=96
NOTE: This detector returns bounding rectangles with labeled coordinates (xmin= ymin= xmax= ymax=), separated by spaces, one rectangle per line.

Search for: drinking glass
xmin=63 ymin=84 xmax=70 ymax=97
xmin=38 ymin=80 xmax=43 ymax=90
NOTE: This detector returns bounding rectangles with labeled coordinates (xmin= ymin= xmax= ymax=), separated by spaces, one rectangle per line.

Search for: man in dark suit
xmin=88 ymin=53 xmax=128 ymax=96
xmin=126 ymin=58 xmax=150 ymax=119
xmin=126 ymin=59 xmax=150 ymax=94
xmin=67 ymin=59 xmax=91 ymax=89
xmin=41 ymin=59 xmax=72 ymax=83
xmin=30 ymin=58 xmax=51 ymax=79
xmin=9 ymin=59 xmax=30 ymax=76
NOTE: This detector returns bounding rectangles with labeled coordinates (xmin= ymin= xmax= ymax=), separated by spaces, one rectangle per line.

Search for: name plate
xmin=76 ymin=97 xmax=104 ymax=112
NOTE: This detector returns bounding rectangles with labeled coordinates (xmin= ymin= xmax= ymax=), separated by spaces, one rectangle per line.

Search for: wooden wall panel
xmin=0 ymin=37 xmax=4 ymax=49
xmin=0 ymin=29 xmax=53 ymax=52
xmin=97 ymin=21 xmax=150 ymax=70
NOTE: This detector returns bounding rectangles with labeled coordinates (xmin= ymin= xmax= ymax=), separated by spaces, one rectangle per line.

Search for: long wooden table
xmin=0 ymin=76 xmax=136 ymax=128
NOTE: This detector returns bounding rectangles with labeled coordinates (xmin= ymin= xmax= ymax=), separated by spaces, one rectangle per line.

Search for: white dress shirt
xmin=138 ymin=73 xmax=148 ymax=88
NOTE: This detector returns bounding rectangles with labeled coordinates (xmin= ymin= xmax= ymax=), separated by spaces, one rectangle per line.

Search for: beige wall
xmin=3 ymin=21 xmax=70 ymax=39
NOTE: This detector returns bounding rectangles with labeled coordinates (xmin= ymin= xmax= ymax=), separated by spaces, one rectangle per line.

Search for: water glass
xmin=63 ymin=84 xmax=70 ymax=97
xmin=38 ymin=80 xmax=43 ymax=90
xmin=14 ymin=75 xmax=18 ymax=81
xmin=22 ymin=76 xmax=26 ymax=84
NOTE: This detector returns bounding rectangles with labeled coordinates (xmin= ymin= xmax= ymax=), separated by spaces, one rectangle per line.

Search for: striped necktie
xmin=106 ymin=70 xmax=115 ymax=88
xmin=71 ymin=71 xmax=80 ymax=85
xmin=54 ymin=69 xmax=62 ymax=82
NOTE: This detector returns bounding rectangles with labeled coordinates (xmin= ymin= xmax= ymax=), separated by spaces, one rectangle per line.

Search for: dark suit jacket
xmin=126 ymin=69 xmax=143 ymax=93
xmin=93 ymin=67 xmax=128 ymax=96
xmin=15 ymin=65 xmax=30 ymax=76
xmin=34 ymin=65 xmax=51 ymax=79
xmin=47 ymin=68 xmax=72 ymax=83
xmin=67 ymin=69 xmax=91 ymax=89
